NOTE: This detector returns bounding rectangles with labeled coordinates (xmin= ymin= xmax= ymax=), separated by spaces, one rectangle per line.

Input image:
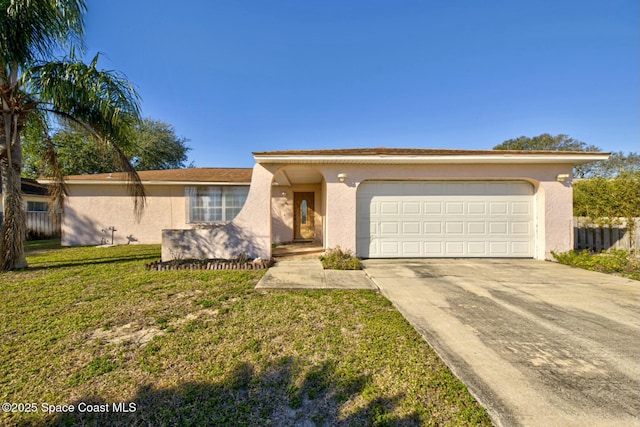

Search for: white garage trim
xmin=356 ymin=180 xmax=535 ymax=258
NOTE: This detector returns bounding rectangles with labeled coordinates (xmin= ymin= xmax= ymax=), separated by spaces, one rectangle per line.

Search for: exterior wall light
xmin=337 ymin=173 xmax=347 ymax=183
xmin=556 ymin=173 xmax=570 ymax=182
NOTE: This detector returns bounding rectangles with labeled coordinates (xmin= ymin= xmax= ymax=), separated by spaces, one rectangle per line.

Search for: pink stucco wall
xmin=62 ymin=184 xmax=188 ymax=246
xmin=161 ymin=164 xmax=273 ymax=261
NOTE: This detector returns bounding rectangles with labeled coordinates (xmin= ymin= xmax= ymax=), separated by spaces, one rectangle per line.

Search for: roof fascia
xmin=37 ymin=180 xmax=251 ymax=186
xmin=253 ymin=153 xmax=610 ymax=165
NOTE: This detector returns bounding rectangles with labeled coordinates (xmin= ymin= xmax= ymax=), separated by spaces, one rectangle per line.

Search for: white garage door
xmin=356 ymin=181 xmax=534 ymax=258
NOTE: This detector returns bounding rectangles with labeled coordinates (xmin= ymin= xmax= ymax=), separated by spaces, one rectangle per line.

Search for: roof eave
xmin=37 ymin=180 xmax=251 ymax=186
xmin=253 ymin=154 xmax=611 ymax=165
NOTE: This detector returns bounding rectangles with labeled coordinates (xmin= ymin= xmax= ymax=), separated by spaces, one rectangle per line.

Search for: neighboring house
xmin=0 ymin=177 xmax=50 ymax=212
xmin=47 ymin=148 xmax=609 ymax=260
xmin=44 ymin=168 xmax=252 ymax=246
xmin=0 ymin=178 xmax=60 ymax=238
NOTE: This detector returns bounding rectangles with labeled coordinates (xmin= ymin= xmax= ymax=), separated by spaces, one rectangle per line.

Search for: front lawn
xmin=1 ymin=243 xmax=491 ymax=426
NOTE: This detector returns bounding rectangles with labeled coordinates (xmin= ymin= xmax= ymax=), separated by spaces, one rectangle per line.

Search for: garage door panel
xmin=402 ymin=222 xmax=421 ymax=234
xmin=402 ymin=241 xmax=421 ymax=256
xmin=445 ymin=241 xmax=465 ymax=255
xmin=380 ymin=241 xmax=399 ymax=256
xmin=511 ymin=201 xmax=531 ymax=215
xmin=511 ymin=241 xmax=532 ymax=255
xmin=424 ymin=241 xmax=443 ymax=255
xmin=511 ymin=222 xmax=531 ymax=235
xmin=445 ymin=201 xmax=464 ymax=214
xmin=369 ymin=201 xmax=378 ymax=215
xmin=468 ymin=202 xmax=486 ymax=215
xmin=489 ymin=222 xmax=508 ymax=235
xmin=380 ymin=222 xmax=399 ymax=235
xmin=445 ymin=222 xmax=464 ymax=234
xmin=468 ymin=241 xmax=488 ymax=255
xmin=424 ymin=222 xmax=442 ymax=235
xmin=424 ymin=201 xmax=442 ymax=214
xmin=489 ymin=202 xmax=508 ymax=215
xmin=489 ymin=241 xmax=509 ymax=255
xmin=402 ymin=202 xmax=421 ymax=215
xmin=467 ymin=222 xmax=486 ymax=235
xmin=380 ymin=202 xmax=399 ymax=215
xmin=357 ymin=181 xmax=534 ymax=258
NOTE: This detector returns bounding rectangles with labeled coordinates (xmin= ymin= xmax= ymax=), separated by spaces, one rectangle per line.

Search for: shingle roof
xmin=253 ymin=147 xmax=604 ymax=156
xmin=62 ymin=168 xmax=253 ymax=183
xmin=21 ymin=178 xmax=50 ymax=196
xmin=0 ymin=178 xmax=49 ymax=196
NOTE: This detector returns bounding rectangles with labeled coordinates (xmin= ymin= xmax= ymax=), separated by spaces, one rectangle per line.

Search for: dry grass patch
xmin=0 ymin=242 xmax=491 ymax=426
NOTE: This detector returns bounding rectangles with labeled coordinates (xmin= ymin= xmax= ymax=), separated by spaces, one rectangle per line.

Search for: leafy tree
xmin=585 ymin=151 xmax=640 ymax=178
xmin=22 ymin=118 xmax=192 ymax=178
xmin=130 ymin=119 xmax=191 ymax=171
xmin=494 ymin=133 xmax=600 ymax=152
xmin=494 ymin=133 xmax=639 ymax=178
xmin=1 ymin=0 xmax=144 ymax=270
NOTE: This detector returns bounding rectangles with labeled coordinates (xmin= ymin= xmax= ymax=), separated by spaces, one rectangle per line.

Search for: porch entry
xmin=294 ymin=192 xmax=315 ymax=240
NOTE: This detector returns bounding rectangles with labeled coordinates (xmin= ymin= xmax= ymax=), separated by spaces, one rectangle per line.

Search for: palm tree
xmin=1 ymin=0 xmax=145 ymax=270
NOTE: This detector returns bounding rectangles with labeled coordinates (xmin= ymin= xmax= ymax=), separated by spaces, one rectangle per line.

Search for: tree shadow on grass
xmin=26 ymin=254 xmax=158 ymax=272
xmin=37 ymin=358 xmax=421 ymax=427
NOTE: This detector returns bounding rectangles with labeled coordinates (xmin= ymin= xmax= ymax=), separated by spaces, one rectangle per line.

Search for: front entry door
xmin=294 ymin=192 xmax=315 ymax=240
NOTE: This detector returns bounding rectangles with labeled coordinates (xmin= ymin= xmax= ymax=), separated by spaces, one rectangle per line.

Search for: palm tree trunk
xmin=0 ymin=156 xmax=27 ymax=270
xmin=0 ymin=104 xmax=27 ymax=271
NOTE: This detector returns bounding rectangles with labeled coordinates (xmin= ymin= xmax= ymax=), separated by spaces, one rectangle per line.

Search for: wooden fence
xmin=574 ymin=217 xmax=639 ymax=252
xmin=0 ymin=211 xmax=61 ymax=239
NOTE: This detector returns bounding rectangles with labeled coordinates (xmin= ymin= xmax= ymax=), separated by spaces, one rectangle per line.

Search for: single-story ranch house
xmin=46 ymin=148 xmax=608 ymax=261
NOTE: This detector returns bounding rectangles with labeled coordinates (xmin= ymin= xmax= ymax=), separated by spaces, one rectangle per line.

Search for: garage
xmin=356 ymin=180 xmax=535 ymax=258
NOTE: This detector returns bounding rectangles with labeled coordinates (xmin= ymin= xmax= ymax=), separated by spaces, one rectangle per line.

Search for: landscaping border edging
xmin=145 ymin=259 xmax=274 ymax=271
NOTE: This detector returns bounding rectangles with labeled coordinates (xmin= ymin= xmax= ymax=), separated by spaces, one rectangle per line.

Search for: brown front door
xmin=294 ymin=192 xmax=315 ymax=240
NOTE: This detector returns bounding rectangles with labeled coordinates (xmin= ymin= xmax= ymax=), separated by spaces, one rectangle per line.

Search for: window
xmin=186 ymin=186 xmax=249 ymax=223
xmin=301 ymin=200 xmax=307 ymax=224
xmin=27 ymin=201 xmax=49 ymax=212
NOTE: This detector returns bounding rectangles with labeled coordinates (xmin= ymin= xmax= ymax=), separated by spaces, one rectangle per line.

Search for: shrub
xmin=551 ymin=249 xmax=640 ymax=281
xmin=573 ymin=173 xmax=640 ymax=220
xmin=320 ymin=247 xmax=362 ymax=270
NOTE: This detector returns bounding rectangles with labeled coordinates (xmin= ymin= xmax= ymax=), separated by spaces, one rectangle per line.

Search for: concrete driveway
xmin=362 ymin=259 xmax=640 ymax=427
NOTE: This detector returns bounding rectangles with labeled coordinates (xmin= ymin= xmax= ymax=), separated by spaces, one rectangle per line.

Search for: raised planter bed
xmin=145 ymin=258 xmax=274 ymax=271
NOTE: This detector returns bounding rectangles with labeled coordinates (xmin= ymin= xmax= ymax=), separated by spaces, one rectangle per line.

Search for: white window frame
xmin=186 ymin=186 xmax=249 ymax=224
xmin=27 ymin=201 xmax=49 ymax=212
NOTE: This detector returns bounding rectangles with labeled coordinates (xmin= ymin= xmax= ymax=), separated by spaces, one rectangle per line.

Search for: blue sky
xmin=84 ymin=1 xmax=638 ymax=168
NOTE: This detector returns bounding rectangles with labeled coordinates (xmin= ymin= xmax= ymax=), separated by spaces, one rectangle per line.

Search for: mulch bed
xmin=145 ymin=258 xmax=274 ymax=271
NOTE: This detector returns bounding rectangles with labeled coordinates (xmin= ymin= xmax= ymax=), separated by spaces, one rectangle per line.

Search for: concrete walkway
xmin=256 ymin=258 xmax=378 ymax=290
xmin=362 ymin=259 xmax=640 ymax=427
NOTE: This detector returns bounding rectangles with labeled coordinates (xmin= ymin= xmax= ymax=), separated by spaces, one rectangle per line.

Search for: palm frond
xmin=41 ymin=108 xmax=146 ymax=220
xmin=0 ymin=0 xmax=86 ymax=67
xmin=26 ymin=54 xmax=141 ymax=140
xmin=110 ymin=142 xmax=146 ymax=220
xmin=25 ymin=110 xmax=68 ymax=214
xmin=26 ymin=54 xmax=145 ymax=215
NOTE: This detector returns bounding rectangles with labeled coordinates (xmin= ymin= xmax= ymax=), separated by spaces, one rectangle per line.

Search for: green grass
xmin=1 ymin=243 xmax=491 ymax=426
xmin=552 ymin=249 xmax=640 ymax=281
